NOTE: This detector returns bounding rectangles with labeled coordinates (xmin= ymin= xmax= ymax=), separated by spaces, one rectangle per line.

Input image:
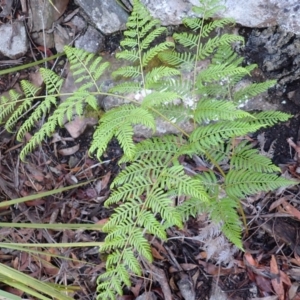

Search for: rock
xmin=75 ymin=26 xmax=105 ymax=53
xmin=139 ymin=0 xmax=300 ymax=36
xmin=244 ymin=26 xmax=300 ymax=86
xmin=0 ymin=22 xmax=28 ymax=58
xmin=75 ymin=0 xmax=128 ymax=34
xmin=27 ymin=0 xmax=69 ymax=48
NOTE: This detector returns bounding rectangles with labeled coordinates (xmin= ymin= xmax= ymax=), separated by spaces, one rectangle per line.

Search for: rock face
xmin=244 ymin=26 xmax=300 ymax=86
xmin=140 ymin=0 xmax=300 ymax=36
xmin=75 ymin=0 xmax=128 ymax=34
xmin=0 ymin=22 xmax=28 ymax=58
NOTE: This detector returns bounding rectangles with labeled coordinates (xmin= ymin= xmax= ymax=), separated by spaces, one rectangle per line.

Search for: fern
xmin=0 ymin=0 xmax=296 ymax=299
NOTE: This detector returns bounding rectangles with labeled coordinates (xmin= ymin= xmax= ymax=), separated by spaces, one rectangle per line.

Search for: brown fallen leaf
xmin=58 ymin=144 xmax=79 ymax=156
xmin=270 ymin=255 xmax=284 ymax=300
xmin=281 ymin=200 xmax=300 ymax=220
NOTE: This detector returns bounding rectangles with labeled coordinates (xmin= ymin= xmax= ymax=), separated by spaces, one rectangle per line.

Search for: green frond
xmin=146 ymin=189 xmax=182 ymax=227
xmin=231 ymin=141 xmax=280 ymax=173
xmin=90 ymin=104 xmax=155 ymax=160
xmin=116 ymin=50 xmax=139 ymax=62
xmin=197 ymin=64 xmax=249 ymax=83
xmin=201 ymin=18 xmax=235 ymax=36
xmin=21 ymin=80 xmax=41 ymax=98
xmin=105 ymin=181 xmax=150 ymax=206
xmin=203 ymin=143 xmax=231 ymax=166
xmin=64 ymin=45 xmax=109 ymax=90
xmin=189 ymin=121 xmax=263 ymax=149
xmin=158 ymin=51 xmax=196 ymax=68
xmin=193 ymin=3 xmax=225 ymax=19
xmin=198 ymin=36 xmax=221 ymax=59
xmin=182 ymin=17 xmax=203 ymax=31
xmin=162 ymin=165 xmax=209 ymax=201
xmin=40 ymin=68 xmax=63 ymax=94
xmin=219 ymin=34 xmax=244 ymax=46
xmin=111 ymin=160 xmax=165 ymax=188
xmin=140 ymin=27 xmax=167 ymax=50
xmin=142 ymin=91 xmax=179 ymax=107
xmin=248 ymin=111 xmax=292 ymax=127
xmin=5 ymin=93 xmax=36 ymax=132
xmin=145 ymin=66 xmax=181 ymax=86
xmin=120 ymin=38 xmax=138 ymax=48
xmin=139 ymin=19 xmax=162 ymax=39
xmin=176 ymin=197 xmax=210 ymax=221
xmin=173 ymin=32 xmax=199 ymax=49
xmin=197 ymin=171 xmax=219 ymax=196
xmin=224 ymin=170 xmax=295 ymax=198
xmin=112 ymin=66 xmax=141 ymax=79
xmin=101 ymin=234 xmax=128 ymax=252
xmin=137 ymin=210 xmax=167 ymax=239
xmin=0 ymin=90 xmax=22 ymax=123
xmin=152 ymin=103 xmax=192 ymax=124
xmin=142 ymin=41 xmax=174 ymax=66
xmin=122 ymin=248 xmax=142 ymax=275
xmin=128 ymin=228 xmax=153 ymax=261
xmin=195 ymin=99 xmax=252 ymax=123
xmin=119 ymin=134 xmax=184 ymax=163
xmin=210 ymin=198 xmax=243 ymax=249
xmin=233 ymin=80 xmax=277 ymax=103
xmin=155 ymin=78 xmax=193 ymax=99
xmin=17 ymin=96 xmax=57 ymax=141
xmin=211 ymin=45 xmax=243 ymax=67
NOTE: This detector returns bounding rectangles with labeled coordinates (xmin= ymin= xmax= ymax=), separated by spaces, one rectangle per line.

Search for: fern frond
xmin=224 ymin=170 xmax=295 ymax=198
xmin=90 ymin=104 xmax=155 ymax=160
xmin=173 ymin=32 xmax=199 ymax=49
xmin=64 ymin=45 xmax=109 ymax=91
xmin=145 ymin=188 xmax=182 ymax=227
xmin=151 ymin=78 xmax=193 ymax=99
xmin=112 ymin=66 xmax=141 ymax=79
xmin=197 ymin=64 xmax=249 ymax=83
xmin=145 ymin=66 xmax=181 ymax=86
xmin=189 ymin=121 xmax=263 ymax=149
xmin=231 ymin=141 xmax=280 ymax=173
xmin=162 ymin=165 xmax=209 ymax=201
xmin=17 ymin=96 xmax=57 ymax=141
xmin=116 ymin=50 xmax=139 ymax=62
xmin=195 ymin=99 xmax=252 ymax=123
xmin=176 ymin=197 xmax=210 ymax=221
xmin=158 ymin=51 xmax=196 ymax=68
xmin=142 ymin=91 xmax=179 ymax=107
xmin=204 ymin=143 xmax=231 ymax=165
xmin=40 ymin=68 xmax=63 ymax=94
xmin=142 ymin=41 xmax=174 ymax=66
xmin=5 ymin=80 xmax=40 ymax=132
xmin=0 ymin=90 xmax=22 ymax=123
xmin=201 ymin=18 xmax=235 ymax=36
xmin=140 ymin=27 xmax=167 ymax=50
xmin=193 ymin=1 xmax=225 ymax=18
xmin=120 ymin=135 xmax=185 ymax=164
xmin=233 ymin=80 xmax=277 ymax=103
xmin=248 ymin=111 xmax=292 ymax=127
xmin=210 ymin=198 xmax=243 ymax=249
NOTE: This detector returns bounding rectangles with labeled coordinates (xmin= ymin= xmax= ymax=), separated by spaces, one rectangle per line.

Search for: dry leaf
xmin=281 ymin=200 xmax=300 ymax=220
xmin=58 ymin=144 xmax=79 ymax=156
xmin=270 ymin=255 xmax=284 ymax=300
xmin=65 ymin=116 xmax=98 ymax=138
